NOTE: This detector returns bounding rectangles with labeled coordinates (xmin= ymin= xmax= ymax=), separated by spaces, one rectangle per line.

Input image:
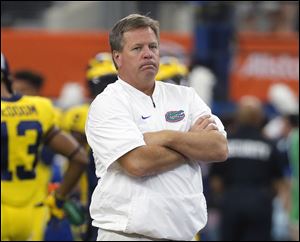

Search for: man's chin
xmin=143 ymin=70 xmax=157 ymax=80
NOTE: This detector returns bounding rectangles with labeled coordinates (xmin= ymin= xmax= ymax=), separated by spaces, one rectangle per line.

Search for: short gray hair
xmin=109 ymin=13 xmax=160 ymax=52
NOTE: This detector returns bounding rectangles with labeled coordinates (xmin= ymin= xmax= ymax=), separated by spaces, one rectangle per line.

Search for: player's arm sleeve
xmin=85 ymin=95 xmax=146 ymax=171
xmin=37 ymin=97 xmax=59 ymax=140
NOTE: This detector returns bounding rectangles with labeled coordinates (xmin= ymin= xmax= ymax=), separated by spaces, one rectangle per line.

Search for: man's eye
xmin=133 ymin=47 xmax=141 ymax=51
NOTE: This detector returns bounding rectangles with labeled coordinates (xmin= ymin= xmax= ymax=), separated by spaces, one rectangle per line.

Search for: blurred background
xmin=2 ymin=1 xmax=298 ymax=104
xmin=1 ymin=1 xmax=299 ymax=241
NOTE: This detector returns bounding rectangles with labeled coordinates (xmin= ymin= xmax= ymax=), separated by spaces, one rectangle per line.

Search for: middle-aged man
xmin=86 ymin=14 xmax=228 ymax=241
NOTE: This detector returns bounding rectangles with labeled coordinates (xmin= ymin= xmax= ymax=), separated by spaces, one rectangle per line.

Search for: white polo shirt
xmin=86 ymin=78 xmax=226 ymax=241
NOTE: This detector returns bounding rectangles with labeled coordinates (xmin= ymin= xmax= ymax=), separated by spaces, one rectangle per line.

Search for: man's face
xmin=114 ymin=27 xmax=159 ymax=84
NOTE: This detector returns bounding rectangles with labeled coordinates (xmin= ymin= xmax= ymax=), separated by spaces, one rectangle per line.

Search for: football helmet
xmin=1 ymin=52 xmax=13 ymax=93
xmin=86 ymin=52 xmax=118 ymax=97
xmin=156 ymin=56 xmax=188 ymax=86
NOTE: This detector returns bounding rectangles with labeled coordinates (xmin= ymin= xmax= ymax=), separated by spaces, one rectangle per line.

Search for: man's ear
xmin=112 ymin=50 xmax=120 ymax=69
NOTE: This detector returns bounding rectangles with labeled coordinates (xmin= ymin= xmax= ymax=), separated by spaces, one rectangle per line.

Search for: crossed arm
xmin=118 ymin=115 xmax=228 ymax=177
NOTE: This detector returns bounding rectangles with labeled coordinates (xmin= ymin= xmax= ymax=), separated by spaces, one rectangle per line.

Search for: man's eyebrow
xmin=132 ymin=41 xmax=158 ymax=46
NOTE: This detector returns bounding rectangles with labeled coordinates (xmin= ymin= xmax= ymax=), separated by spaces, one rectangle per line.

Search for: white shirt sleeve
xmin=86 ymin=94 xmax=146 ymax=171
xmin=189 ymin=87 xmax=227 ymax=137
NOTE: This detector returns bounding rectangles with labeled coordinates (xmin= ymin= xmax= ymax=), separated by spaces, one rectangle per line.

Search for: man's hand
xmin=143 ymin=115 xmax=218 ymax=146
xmin=190 ymin=115 xmax=218 ymax=132
xmin=44 ymin=192 xmax=65 ymax=219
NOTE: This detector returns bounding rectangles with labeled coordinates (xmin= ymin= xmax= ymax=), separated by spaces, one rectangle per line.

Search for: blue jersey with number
xmin=1 ymin=94 xmax=56 ymax=206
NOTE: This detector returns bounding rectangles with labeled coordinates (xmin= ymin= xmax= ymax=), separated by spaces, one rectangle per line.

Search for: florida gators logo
xmin=165 ymin=110 xmax=185 ymax=122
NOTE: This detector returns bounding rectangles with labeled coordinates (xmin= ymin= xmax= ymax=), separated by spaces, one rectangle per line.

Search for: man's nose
xmin=142 ymin=47 xmax=153 ymax=58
